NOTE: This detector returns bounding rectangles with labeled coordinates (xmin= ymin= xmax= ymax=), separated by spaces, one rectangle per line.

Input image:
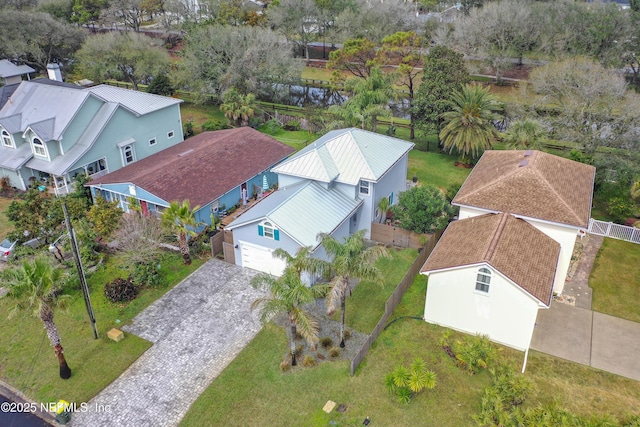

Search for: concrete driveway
xmin=71 ymin=259 xmax=264 ymax=427
xmin=531 ymin=302 xmax=640 ymax=381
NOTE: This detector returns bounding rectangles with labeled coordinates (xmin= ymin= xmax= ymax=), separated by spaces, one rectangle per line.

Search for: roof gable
xmin=453 ymin=150 xmax=595 ymax=228
xmin=272 ymin=128 xmax=414 ymax=185
xmin=421 ymin=213 xmax=560 ymax=305
xmin=88 ymin=85 xmax=182 ymax=116
xmin=89 ymin=127 xmax=295 ymax=207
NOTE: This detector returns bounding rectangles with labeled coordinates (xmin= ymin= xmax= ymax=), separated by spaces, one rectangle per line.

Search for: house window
xmin=258 ymin=221 xmax=279 ymax=240
xmin=122 ymin=144 xmax=135 ymax=165
xmin=475 ymin=267 xmax=491 ymax=293
xmin=32 ymin=137 xmax=47 ymax=157
xmin=2 ymin=130 xmax=13 ymax=148
xmin=359 ymin=180 xmax=370 ymax=195
xmin=149 ymin=138 xmax=157 ymax=146
xmin=167 ymin=131 xmax=175 ymax=139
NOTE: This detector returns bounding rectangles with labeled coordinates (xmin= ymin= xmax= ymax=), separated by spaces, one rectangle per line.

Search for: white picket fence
xmin=588 ymin=219 xmax=640 ymax=244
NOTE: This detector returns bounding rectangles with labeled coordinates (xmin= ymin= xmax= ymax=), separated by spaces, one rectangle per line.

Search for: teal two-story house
xmin=0 ymin=80 xmax=183 ymax=194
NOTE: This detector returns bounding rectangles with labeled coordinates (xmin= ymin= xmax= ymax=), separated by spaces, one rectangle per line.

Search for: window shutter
xmin=274 ymin=229 xmax=280 ymax=241
xmin=258 ymin=225 xmax=264 ymax=236
xmin=390 ymin=192 xmax=394 ymax=204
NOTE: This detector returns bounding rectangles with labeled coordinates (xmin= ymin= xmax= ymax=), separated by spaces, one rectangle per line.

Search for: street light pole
xmin=62 ymin=201 xmax=98 ymax=339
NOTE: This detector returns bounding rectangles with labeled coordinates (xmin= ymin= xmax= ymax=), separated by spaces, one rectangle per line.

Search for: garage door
xmin=239 ymin=241 xmax=287 ymax=276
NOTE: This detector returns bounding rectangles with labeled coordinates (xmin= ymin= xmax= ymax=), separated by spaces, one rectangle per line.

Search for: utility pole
xmin=62 ymin=201 xmax=98 ymax=339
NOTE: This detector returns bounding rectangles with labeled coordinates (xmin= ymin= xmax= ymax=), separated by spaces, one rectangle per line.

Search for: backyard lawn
xmin=590 ymin=237 xmax=640 ymax=323
xmin=0 ymin=251 xmax=203 ymax=403
xmin=0 ymin=197 xmax=13 ymax=237
xmin=181 ymin=248 xmax=640 ymax=426
xmin=408 ymin=149 xmax=472 ymax=191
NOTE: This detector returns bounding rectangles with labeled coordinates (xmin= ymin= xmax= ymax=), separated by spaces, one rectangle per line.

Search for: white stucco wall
xmin=458 ymin=206 xmax=579 ymax=294
xmin=423 ymin=265 xmax=542 ymax=351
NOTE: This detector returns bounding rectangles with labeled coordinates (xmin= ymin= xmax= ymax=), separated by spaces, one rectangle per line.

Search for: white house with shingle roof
xmin=420 ymin=150 xmax=595 ymax=351
xmin=225 ymin=128 xmax=413 ymax=276
xmin=0 ymin=81 xmax=183 ymax=193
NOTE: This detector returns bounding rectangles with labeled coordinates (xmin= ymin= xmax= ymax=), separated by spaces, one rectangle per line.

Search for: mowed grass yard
xmin=0 ymin=249 xmax=203 ymax=404
xmin=181 ymin=248 xmax=640 ymax=426
xmin=0 ymin=196 xmax=13 ymax=238
xmin=590 ymin=238 xmax=640 ymax=323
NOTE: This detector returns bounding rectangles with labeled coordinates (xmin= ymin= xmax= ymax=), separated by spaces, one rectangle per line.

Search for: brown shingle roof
xmin=90 ymin=127 xmax=295 ymax=207
xmin=421 ymin=213 xmax=560 ymax=305
xmin=453 ymin=150 xmax=595 ymax=228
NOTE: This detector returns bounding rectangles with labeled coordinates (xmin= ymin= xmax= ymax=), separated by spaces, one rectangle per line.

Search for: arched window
xmin=1 ymin=130 xmax=13 ymax=148
xmin=475 ymin=267 xmax=491 ymax=293
xmin=32 ymin=137 xmax=47 ymax=157
xmin=258 ymin=221 xmax=279 ymax=240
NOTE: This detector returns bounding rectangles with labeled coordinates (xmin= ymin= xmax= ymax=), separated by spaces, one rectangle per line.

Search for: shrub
xmin=279 ymin=359 xmax=291 ymax=372
xmin=607 ymin=197 xmax=635 ymax=223
xmin=283 ymin=120 xmax=301 ymax=131
xmin=133 ymin=261 xmax=162 ymax=287
xmin=262 ymin=118 xmax=282 ymax=135
xmin=329 ymin=347 xmax=341 ymax=358
xmin=302 ymin=355 xmax=317 ymax=367
xmin=451 ymin=334 xmax=498 ymax=374
xmin=320 ymin=337 xmax=333 ymax=348
xmin=489 ymin=365 xmax=532 ymax=407
xmin=343 ymin=329 xmax=351 ymax=340
xmin=385 ymin=357 xmax=437 ymax=404
xmin=184 ymin=121 xmax=194 ymax=138
xmin=104 ymin=277 xmax=138 ymax=303
xmin=201 ymin=119 xmax=228 ymax=132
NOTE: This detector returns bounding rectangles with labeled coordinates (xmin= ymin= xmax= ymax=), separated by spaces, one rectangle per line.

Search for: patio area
xmin=219 ymin=190 xmax=274 ymax=229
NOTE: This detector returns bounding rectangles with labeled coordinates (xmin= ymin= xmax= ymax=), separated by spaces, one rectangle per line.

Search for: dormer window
xmin=2 ymin=130 xmax=13 ymax=148
xmin=122 ymin=144 xmax=135 ymax=165
xmin=32 ymin=137 xmax=47 ymax=157
xmin=475 ymin=267 xmax=491 ymax=293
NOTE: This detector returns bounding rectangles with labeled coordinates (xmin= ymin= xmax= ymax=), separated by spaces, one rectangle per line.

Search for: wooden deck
xmin=219 ymin=191 xmax=274 ymax=229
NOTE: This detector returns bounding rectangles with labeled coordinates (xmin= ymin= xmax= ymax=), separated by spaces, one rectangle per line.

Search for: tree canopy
xmin=391 ymin=185 xmax=453 ymax=234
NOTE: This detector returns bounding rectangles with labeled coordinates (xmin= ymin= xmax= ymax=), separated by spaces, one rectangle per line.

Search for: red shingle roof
xmin=90 ymin=127 xmax=295 ymax=207
xmin=421 ymin=213 xmax=560 ymax=305
xmin=453 ymin=150 xmax=595 ymax=228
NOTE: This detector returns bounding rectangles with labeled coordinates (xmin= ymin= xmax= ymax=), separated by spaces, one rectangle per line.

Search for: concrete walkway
xmin=71 ymin=259 xmax=264 ymax=427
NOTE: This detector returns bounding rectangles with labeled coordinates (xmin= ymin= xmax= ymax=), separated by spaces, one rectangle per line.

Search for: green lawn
xmin=0 ymin=196 xmax=13 ymax=237
xmin=181 ymin=249 xmax=640 ymax=426
xmin=180 ymin=103 xmax=227 ymax=135
xmin=590 ymin=238 xmax=640 ymax=323
xmin=0 ymin=252 xmax=203 ymax=404
xmin=408 ymin=149 xmax=473 ymax=191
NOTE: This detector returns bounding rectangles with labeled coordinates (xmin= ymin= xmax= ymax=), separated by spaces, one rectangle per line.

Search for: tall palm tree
xmin=503 ymin=118 xmax=548 ymax=150
xmin=161 ymin=200 xmax=200 ymax=265
xmin=4 ymin=257 xmax=72 ymax=379
xmin=319 ymin=229 xmax=389 ymax=347
xmin=220 ymin=88 xmax=256 ymax=127
xmin=439 ymin=84 xmax=503 ymax=162
xmin=251 ymin=270 xmax=330 ymax=366
xmin=273 ymin=246 xmax=326 ymax=283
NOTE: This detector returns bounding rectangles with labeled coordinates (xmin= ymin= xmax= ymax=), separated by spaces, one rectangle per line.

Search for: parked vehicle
xmin=0 ymin=236 xmax=42 ymax=261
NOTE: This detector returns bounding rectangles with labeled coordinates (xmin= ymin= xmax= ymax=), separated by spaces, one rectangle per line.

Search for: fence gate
xmin=588 ymin=219 xmax=640 ymax=244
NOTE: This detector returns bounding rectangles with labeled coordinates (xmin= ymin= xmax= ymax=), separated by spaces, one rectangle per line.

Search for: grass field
xmin=0 ymin=252 xmax=203 ymax=403
xmin=590 ymin=238 xmax=640 ymax=323
xmin=0 ymin=197 xmax=14 ymax=238
xmin=408 ymin=149 xmax=472 ymax=191
xmin=181 ymin=249 xmax=640 ymax=426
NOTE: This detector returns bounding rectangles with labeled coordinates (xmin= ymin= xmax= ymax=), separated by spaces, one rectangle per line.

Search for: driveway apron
xmin=71 ymin=259 xmax=263 ymax=427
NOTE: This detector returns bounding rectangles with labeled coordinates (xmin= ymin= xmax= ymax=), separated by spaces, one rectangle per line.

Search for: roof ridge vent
xmin=178 ymin=149 xmax=194 ymax=157
xmin=524 ymin=150 xmax=533 ymax=157
xmin=518 ymin=159 xmax=528 ymax=167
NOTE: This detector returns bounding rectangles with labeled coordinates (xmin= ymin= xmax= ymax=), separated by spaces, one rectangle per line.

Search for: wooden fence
xmin=349 ymin=229 xmax=443 ymax=376
xmin=370 ymin=222 xmax=432 ymax=249
xmin=210 ymin=232 xmax=224 ymax=257
xmin=588 ymin=219 xmax=640 ymax=244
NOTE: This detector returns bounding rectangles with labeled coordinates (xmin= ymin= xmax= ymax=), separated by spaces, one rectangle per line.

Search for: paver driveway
xmin=71 ymin=259 xmax=263 ymax=427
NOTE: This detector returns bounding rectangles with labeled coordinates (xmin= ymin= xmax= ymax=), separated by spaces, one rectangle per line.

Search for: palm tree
xmin=439 ymin=84 xmax=503 ymax=162
xmin=335 ymin=66 xmax=396 ymax=132
xmin=319 ymin=229 xmax=389 ymax=347
xmin=377 ymin=196 xmax=390 ymax=223
xmin=503 ymin=118 xmax=548 ymax=150
xmin=220 ymin=88 xmax=256 ymax=127
xmin=251 ymin=270 xmax=330 ymax=366
xmin=161 ymin=200 xmax=200 ymax=265
xmin=273 ymin=246 xmax=326 ymax=283
xmin=4 ymin=257 xmax=72 ymax=379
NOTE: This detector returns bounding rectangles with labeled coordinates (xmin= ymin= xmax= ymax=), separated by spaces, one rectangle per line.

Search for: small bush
xmin=343 ymin=329 xmax=351 ymax=340
xmin=302 ymin=355 xmax=317 ymax=367
xmin=283 ymin=120 xmax=301 ymax=131
xmin=329 ymin=347 xmax=341 ymax=358
xmin=133 ymin=261 xmax=162 ymax=287
xmin=451 ymin=334 xmax=498 ymax=374
xmin=320 ymin=337 xmax=333 ymax=348
xmin=289 ymin=345 xmax=304 ymax=358
xmin=385 ymin=357 xmax=437 ymax=404
xmin=104 ymin=277 xmax=138 ymax=303
xmin=262 ymin=118 xmax=282 ymax=135
xmin=201 ymin=119 xmax=228 ymax=132
xmin=279 ymin=359 xmax=291 ymax=372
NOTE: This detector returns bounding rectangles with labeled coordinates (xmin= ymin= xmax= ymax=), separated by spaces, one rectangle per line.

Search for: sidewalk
xmin=560 ymin=234 xmax=604 ymax=310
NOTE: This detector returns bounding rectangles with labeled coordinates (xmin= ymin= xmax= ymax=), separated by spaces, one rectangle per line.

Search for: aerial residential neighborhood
xmin=1 ymin=0 xmax=640 ymax=426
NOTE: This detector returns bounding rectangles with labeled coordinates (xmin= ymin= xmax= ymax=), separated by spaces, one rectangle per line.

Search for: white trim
xmin=167 ymin=130 xmax=175 ymax=139
xmin=121 ymin=144 xmax=136 ymax=166
xmin=1 ymin=129 xmax=14 ymax=148
xmin=32 ymin=137 xmax=49 ymax=159
xmin=454 ymin=204 xmax=587 ymax=231
xmin=148 ymin=137 xmax=157 ymax=146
